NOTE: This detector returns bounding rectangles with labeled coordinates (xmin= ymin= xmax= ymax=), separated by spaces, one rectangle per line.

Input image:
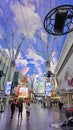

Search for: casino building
xmin=55 ymin=31 xmax=73 ymax=107
xmin=0 ymin=50 xmax=24 ymax=111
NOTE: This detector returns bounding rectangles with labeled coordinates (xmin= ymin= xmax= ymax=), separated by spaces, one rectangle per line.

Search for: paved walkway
xmin=0 ymin=103 xmax=67 ymax=130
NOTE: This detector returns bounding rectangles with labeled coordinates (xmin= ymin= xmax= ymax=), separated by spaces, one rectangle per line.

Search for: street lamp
xmin=44 ymin=5 xmax=73 ymax=36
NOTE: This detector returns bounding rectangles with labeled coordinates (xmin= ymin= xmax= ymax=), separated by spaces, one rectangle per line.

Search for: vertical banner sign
xmin=5 ymin=82 xmax=12 ymax=95
xmin=46 ymin=82 xmax=51 ymax=96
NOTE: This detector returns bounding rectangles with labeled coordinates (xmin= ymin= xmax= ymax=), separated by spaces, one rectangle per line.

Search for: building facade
xmin=0 ymin=51 xmax=10 ymax=92
xmin=0 ymin=50 xmax=24 ymax=109
xmin=55 ymin=32 xmax=73 ymax=107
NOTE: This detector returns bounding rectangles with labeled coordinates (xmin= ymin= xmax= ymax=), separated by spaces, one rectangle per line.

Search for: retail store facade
xmin=55 ymin=32 xmax=73 ymax=107
xmin=0 ymin=50 xmax=10 ymax=111
xmin=0 ymin=50 xmax=24 ymax=111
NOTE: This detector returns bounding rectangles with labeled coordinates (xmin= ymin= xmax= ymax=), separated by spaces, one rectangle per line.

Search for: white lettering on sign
xmin=19 ymin=87 xmax=28 ymax=93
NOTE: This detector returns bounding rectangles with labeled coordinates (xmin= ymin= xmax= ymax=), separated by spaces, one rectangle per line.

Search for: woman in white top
xmin=26 ymin=103 xmax=31 ymax=120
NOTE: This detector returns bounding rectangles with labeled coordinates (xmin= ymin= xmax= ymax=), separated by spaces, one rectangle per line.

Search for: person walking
xmin=26 ymin=103 xmax=31 ymax=120
xmin=10 ymin=100 xmax=16 ymax=119
xmin=18 ymin=100 xmax=23 ymax=119
xmin=58 ymin=101 xmax=63 ymax=110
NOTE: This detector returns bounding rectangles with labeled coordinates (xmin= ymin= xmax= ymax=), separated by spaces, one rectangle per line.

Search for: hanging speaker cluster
xmin=44 ymin=5 xmax=73 ymax=35
xmin=54 ymin=9 xmax=67 ymax=33
xmin=44 ymin=71 xmax=55 ymax=78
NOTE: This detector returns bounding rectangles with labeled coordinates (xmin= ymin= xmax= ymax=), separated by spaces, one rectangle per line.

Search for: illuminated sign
xmin=5 ymin=82 xmax=12 ymax=95
xmin=46 ymin=82 xmax=51 ymax=96
xmin=16 ymin=86 xmax=29 ymax=98
xmin=19 ymin=87 xmax=28 ymax=93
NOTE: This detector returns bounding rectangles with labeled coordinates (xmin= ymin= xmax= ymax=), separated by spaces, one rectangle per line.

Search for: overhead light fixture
xmin=44 ymin=71 xmax=55 ymax=78
xmin=44 ymin=5 xmax=73 ymax=35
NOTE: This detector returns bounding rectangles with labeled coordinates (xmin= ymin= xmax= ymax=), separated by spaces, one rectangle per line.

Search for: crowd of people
xmin=10 ymin=99 xmax=31 ymax=120
xmin=9 ymin=98 xmax=64 ymax=121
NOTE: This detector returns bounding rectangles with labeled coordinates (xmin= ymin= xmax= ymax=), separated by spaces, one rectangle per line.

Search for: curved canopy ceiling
xmin=0 ymin=0 xmax=73 ymax=77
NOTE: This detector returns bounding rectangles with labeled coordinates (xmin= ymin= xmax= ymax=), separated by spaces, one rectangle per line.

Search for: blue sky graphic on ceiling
xmin=0 ymin=0 xmax=73 ymax=77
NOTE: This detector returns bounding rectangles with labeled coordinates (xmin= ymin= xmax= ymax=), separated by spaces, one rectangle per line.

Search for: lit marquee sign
xmin=16 ymin=86 xmax=29 ymax=98
xmin=19 ymin=87 xmax=28 ymax=93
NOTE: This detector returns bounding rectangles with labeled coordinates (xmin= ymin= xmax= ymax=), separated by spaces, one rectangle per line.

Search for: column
xmin=67 ymin=94 xmax=71 ymax=107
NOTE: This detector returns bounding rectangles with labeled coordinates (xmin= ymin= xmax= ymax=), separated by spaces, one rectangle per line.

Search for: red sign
xmin=68 ymin=78 xmax=73 ymax=87
xmin=16 ymin=86 xmax=30 ymax=98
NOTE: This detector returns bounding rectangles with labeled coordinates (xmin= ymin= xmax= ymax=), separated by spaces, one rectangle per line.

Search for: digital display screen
xmin=46 ymin=82 xmax=51 ymax=96
xmin=5 ymin=82 xmax=12 ymax=95
xmin=16 ymin=86 xmax=29 ymax=98
xmin=19 ymin=87 xmax=28 ymax=93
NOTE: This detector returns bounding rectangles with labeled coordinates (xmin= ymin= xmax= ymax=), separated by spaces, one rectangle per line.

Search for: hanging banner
xmin=46 ymin=82 xmax=51 ymax=96
xmin=5 ymin=82 xmax=12 ymax=95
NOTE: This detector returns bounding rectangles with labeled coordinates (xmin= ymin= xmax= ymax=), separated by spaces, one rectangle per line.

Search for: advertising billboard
xmin=19 ymin=87 xmax=28 ymax=93
xmin=5 ymin=82 xmax=12 ymax=95
xmin=16 ymin=86 xmax=29 ymax=98
xmin=46 ymin=82 xmax=51 ymax=96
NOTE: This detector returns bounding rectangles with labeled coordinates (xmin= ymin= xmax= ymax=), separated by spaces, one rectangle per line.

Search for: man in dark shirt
xmin=18 ymin=100 xmax=23 ymax=119
xmin=10 ymin=101 xmax=16 ymax=119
